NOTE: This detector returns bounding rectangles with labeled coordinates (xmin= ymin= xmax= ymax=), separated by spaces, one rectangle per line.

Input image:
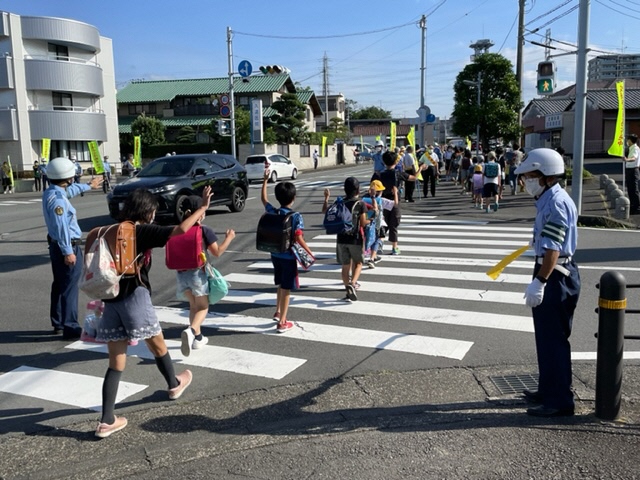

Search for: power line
xmin=498 ymin=11 xmax=519 ymax=53
xmin=528 ymin=4 xmax=579 ymax=32
xmin=234 ymin=21 xmax=414 ymax=40
xmin=594 ymin=0 xmax=640 ymax=20
xmin=525 ymin=0 xmax=575 ymax=26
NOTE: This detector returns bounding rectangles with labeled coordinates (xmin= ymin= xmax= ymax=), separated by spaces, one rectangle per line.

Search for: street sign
xmin=220 ymin=94 xmax=230 ymax=105
xmin=238 ymin=60 xmax=252 ymax=78
xmin=220 ymin=105 xmax=231 ymax=118
xmin=426 ymin=113 xmax=436 ymax=123
xmin=417 ymin=105 xmax=431 ymax=123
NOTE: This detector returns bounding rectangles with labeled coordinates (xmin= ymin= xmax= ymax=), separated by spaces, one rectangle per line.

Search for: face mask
xmin=524 ymin=178 xmax=545 ymax=197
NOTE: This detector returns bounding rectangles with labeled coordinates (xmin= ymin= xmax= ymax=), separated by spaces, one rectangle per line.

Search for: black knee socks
xmin=155 ymin=352 xmax=179 ymax=389
xmin=101 ymin=368 xmax=122 ymax=425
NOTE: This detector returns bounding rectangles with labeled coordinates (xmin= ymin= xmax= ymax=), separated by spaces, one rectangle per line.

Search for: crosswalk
xmin=0 ymin=197 xmax=41 ymax=207
xmin=0 ymin=214 xmax=583 ymax=415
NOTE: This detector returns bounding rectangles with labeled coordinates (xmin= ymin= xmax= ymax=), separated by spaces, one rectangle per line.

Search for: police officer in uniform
xmin=43 ymin=157 xmax=102 ymax=339
xmin=515 ymin=148 xmax=580 ymax=417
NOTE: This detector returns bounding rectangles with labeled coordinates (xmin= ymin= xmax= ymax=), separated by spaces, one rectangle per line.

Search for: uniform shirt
xmin=626 ymin=144 xmax=639 ymax=169
xmin=372 ymin=150 xmax=385 ymax=173
xmin=103 ymin=160 xmax=111 ymax=175
xmin=42 ymin=183 xmax=90 ymax=255
xmin=533 ymin=183 xmax=578 ymax=257
xmin=265 ymin=203 xmax=303 ymax=260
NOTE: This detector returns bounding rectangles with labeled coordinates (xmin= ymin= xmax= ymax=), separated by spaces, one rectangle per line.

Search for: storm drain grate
xmin=490 ymin=374 xmax=539 ymax=395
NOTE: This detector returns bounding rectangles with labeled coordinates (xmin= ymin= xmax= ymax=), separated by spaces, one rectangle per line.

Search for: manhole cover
xmin=490 ymin=374 xmax=539 ymax=395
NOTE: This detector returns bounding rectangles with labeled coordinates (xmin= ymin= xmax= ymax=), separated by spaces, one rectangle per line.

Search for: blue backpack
xmin=484 ymin=162 xmax=499 ymax=178
xmin=323 ymin=197 xmax=357 ymax=235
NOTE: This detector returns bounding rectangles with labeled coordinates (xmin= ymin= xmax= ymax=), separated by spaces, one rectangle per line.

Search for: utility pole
xmin=571 ymin=0 xmax=590 ymax=214
xmin=516 ymin=0 xmax=526 ymax=132
xmin=226 ymin=26 xmax=236 ymax=159
xmin=419 ymin=14 xmax=426 ymax=148
xmin=323 ymin=53 xmax=329 ymax=130
xmin=544 ymin=28 xmax=552 ymax=60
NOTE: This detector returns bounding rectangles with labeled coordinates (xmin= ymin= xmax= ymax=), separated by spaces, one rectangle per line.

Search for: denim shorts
xmin=176 ymin=267 xmax=209 ymax=300
xmin=96 ymin=287 xmax=162 ymax=342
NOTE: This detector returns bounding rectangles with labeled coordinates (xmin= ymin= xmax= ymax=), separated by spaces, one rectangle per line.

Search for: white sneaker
xmin=181 ymin=328 xmax=195 ymax=357
xmin=192 ymin=336 xmax=209 ymax=349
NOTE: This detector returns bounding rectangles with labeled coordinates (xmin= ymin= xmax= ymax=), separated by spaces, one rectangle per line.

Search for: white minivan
xmin=245 ymin=154 xmax=298 ymax=183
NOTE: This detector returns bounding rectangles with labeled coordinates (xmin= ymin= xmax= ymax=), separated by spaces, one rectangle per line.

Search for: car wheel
xmin=270 ymin=171 xmax=278 ymax=183
xmin=228 ymin=186 xmax=246 ymax=212
xmin=174 ymin=194 xmax=189 ymax=222
xmin=291 ymin=169 xmax=298 ymax=180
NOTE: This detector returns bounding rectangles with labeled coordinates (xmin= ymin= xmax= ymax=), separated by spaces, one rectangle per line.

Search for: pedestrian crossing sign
xmin=537 ymin=78 xmax=554 ymax=95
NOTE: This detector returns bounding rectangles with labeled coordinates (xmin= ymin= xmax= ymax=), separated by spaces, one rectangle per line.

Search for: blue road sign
xmin=220 ymin=105 xmax=231 ymax=118
xmin=238 ymin=60 xmax=252 ymax=78
xmin=426 ymin=113 xmax=436 ymax=123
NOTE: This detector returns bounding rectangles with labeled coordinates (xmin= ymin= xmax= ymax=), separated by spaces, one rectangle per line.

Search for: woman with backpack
xmin=94 ymin=186 xmax=213 ymax=439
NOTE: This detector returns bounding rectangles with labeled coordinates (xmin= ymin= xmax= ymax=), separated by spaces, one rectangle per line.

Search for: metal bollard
xmin=595 ymin=271 xmax=626 ymax=421
xmin=600 ymin=174 xmax=610 ymax=189
xmin=610 ymin=188 xmax=623 ymax=209
xmin=615 ymin=196 xmax=630 ymax=220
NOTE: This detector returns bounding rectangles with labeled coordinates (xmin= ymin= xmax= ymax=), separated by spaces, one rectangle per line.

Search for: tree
xmin=451 ymin=53 xmax=522 ymax=148
xmin=327 ymin=117 xmax=351 ymax=141
xmin=350 ymin=105 xmax=392 ymax=120
xmin=130 ymin=113 xmax=165 ymax=147
xmin=267 ymin=92 xmax=308 ymax=144
xmin=176 ymin=126 xmax=196 ymax=144
xmin=234 ymin=108 xmax=251 ymax=145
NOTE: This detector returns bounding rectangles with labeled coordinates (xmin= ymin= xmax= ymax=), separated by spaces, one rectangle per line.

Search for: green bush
xmin=565 ymin=167 xmax=593 ymax=180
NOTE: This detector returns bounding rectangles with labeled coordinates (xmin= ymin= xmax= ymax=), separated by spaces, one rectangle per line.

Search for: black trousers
xmin=626 ymin=168 xmax=640 ymax=213
xmin=422 ymin=165 xmax=436 ymax=197
xmin=404 ymin=180 xmax=415 ymax=201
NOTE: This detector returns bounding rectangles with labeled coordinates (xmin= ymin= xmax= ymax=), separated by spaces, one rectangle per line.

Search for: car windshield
xmin=137 ymin=157 xmax=195 ymax=177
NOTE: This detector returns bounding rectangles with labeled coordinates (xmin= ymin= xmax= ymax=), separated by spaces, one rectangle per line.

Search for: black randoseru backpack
xmin=256 ymin=211 xmax=295 ymax=253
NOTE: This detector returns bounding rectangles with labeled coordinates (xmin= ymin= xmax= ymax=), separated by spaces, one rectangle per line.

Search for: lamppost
xmin=463 ymin=72 xmax=482 ymax=155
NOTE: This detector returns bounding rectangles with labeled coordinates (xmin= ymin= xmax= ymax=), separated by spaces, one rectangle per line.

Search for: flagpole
xmin=622 ymin=79 xmax=626 ymax=194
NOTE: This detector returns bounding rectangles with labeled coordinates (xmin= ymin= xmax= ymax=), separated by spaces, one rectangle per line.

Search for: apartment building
xmin=0 ymin=11 xmax=118 ymax=173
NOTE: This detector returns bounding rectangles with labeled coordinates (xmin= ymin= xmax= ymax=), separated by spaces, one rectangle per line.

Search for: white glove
xmin=524 ymin=278 xmax=546 ymax=308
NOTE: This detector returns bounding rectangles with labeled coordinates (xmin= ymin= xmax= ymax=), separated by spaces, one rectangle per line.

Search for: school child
xmin=172 ymin=197 xmax=236 ymax=357
xmin=261 ymin=168 xmax=312 ymax=332
xmin=379 ymin=151 xmax=415 ymax=255
xmin=322 ymin=177 xmax=369 ymax=301
xmin=362 ymin=180 xmax=397 ymax=268
xmin=472 ymin=164 xmax=484 ymax=208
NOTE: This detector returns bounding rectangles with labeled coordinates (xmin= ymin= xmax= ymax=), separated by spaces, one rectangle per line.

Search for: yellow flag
xmin=88 ymin=141 xmax=104 ymax=174
xmin=390 ymin=122 xmax=397 ymax=150
xmin=133 ymin=136 xmax=142 ymax=168
xmin=375 ymin=134 xmax=381 ymax=142
xmin=407 ymin=126 xmax=416 ymax=152
xmin=6 ymin=156 xmax=14 ymax=187
xmin=41 ymin=138 xmax=51 ymax=160
xmin=486 ymin=245 xmax=530 ymax=280
xmin=607 ymin=81 xmax=625 ymax=157
xmin=321 ymin=136 xmax=327 ymax=158
xmin=466 ymin=136 xmax=472 ymax=150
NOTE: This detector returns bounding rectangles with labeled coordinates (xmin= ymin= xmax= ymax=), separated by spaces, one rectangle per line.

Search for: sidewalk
xmin=2 ymin=162 xmax=640 ymax=479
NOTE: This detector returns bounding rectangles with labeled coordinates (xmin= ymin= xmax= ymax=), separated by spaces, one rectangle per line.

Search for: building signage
xmin=545 ymin=113 xmax=563 ymax=130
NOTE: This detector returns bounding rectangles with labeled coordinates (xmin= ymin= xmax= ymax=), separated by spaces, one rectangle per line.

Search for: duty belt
xmin=535 ymin=256 xmax=572 ymax=276
xmin=47 ymin=235 xmax=83 ymax=247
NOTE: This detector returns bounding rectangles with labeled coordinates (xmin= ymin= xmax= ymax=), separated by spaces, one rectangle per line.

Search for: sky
xmin=2 ymin=0 xmax=637 ymax=120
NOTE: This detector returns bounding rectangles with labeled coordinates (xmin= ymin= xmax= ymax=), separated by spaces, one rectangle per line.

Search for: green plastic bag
xmin=206 ymin=264 xmax=229 ymax=305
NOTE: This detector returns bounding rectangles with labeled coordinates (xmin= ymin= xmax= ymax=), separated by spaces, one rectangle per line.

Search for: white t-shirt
xmin=626 ymin=144 xmax=639 ymax=168
xmin=482 ymin=161 xmax=501 ymax=185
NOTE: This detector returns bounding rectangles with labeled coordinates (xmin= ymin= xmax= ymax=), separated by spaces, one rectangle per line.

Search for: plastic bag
xmin=206 ymin=264 xmax=229 ymax=305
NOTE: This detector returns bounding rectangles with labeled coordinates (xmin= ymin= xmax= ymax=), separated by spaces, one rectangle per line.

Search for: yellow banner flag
xmin=321 ymin=136 xmax=327 ymax=158
xmin=486 ymin=245 xmax=530 ymax=280
xmin=6 ymin=156 xmax=14 ymax=187
xmin=466 ymin=136 xmax=472 ymax=150
xmin=390 ymin=122 xmax=397 ymax=151
xmin=407 ymin=126 xmax=416 ymax=152
xmin=133 ymin=136 xmax=142 ymax=168
xmin=88 ymin=141 xmax=104 ymax=174
xmin=41 ymin=138 xmax=51 ymax=160
xmin=375 ymin=134 xmax=381 ymax=142
xmin=607 ymin=81 xmax=625 ymax=157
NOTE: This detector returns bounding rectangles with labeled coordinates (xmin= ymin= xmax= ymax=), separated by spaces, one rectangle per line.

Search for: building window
xmin=128 ymin=103 xmax=156 ymax=115
xmin=52 ymin=92 xmax=73 ymax=111
xmin=238 ymin=96 xmax=249 ymax=106
xmin=48 ymin=43 xmax=69 ymax=61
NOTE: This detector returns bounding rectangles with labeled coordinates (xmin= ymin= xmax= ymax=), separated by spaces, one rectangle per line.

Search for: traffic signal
xmin=536 ymin=60 xmax=556 ymax=95
xmin=217 ymin=119 xmax=231 ymax=136
xmin=258 ymin=65 xmax=289 ymax=75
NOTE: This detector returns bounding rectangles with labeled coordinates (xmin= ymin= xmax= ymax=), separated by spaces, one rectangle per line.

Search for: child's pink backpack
xmin=165 ymin=225 xmax=206 ymax=270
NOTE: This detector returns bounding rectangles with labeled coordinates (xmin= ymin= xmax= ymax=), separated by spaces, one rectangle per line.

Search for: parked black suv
xmin=107 ymin=153 xmax=248 ymax=222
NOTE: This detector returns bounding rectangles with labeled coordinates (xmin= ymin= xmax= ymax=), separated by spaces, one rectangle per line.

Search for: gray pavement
xmin=2 ymin=162 xmax=640 ymax=479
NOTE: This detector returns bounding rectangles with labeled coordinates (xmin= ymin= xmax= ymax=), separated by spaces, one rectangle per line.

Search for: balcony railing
xmin=29 ymin=105 xmax=104 ymax=114
xmin=25 ymin=54 xmax=100 ymax=68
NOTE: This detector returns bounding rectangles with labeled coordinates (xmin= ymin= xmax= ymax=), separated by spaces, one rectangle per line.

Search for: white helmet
xmin=46 ymin=157 xmax=76 ymax=180
xmin=514 ymin=148 xmax=565 ymax=176
xmin=375 ymin=140 xmax=384 ymax=148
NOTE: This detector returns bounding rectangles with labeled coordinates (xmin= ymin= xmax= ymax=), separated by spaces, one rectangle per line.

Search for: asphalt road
xmin=1 ymin=163 xmax=640 ymax=437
